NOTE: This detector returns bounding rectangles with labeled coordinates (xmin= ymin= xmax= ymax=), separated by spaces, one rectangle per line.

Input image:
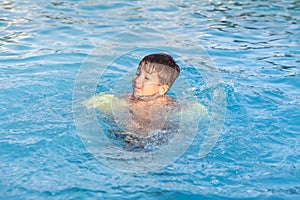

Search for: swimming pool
xmin=1 ymin=0 xmax=299 ymax=199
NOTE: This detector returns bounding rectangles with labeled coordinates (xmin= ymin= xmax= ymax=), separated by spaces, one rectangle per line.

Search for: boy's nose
xmin=135 ymin=81 xmax=143 ymax=88
xmin=134 ymin=75 xmax=143 ymax=84
xmin=133 ymin=77 xmax=142 ymax=88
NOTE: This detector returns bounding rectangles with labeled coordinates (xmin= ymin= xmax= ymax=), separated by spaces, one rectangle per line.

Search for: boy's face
xmin=132 ymin=67 xmax=164 ymax=96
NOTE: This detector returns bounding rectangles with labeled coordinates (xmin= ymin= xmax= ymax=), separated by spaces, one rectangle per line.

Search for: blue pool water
xmin=1 ymin=0 xmax=299 ymax=199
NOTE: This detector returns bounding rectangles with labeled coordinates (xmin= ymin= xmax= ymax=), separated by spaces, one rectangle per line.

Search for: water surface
xmin=0 ymin=0 xmax=299 ymax=199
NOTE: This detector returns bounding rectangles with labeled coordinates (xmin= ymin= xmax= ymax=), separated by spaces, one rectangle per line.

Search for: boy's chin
xmin=133 ymin=91 xmax=151 ymax=97
xmin=133 ymin=92 xmax=141 ymax=97
xmin=133 ymin=92 xmax=152 ymax=97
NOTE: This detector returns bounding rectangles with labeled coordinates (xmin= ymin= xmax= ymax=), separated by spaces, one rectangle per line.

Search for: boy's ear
xmin=159 ymin=85 xmax=169 ymax=95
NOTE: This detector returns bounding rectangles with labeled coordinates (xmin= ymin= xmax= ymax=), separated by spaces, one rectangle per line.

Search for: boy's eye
xmin=145 ymin=76 xmax=151 ymax=80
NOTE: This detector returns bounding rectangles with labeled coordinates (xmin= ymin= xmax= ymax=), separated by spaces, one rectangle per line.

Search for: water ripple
xmin=0 ymin=0 xmax=299 ymax=199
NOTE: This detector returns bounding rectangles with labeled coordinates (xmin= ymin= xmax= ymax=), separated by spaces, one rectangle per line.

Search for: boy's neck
xmin=131 ymin=93 xmax=163 ymax=102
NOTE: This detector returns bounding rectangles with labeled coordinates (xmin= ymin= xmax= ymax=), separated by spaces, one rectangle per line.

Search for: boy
xmin=127 ymin=53 xmax=180 ymax=133
xmin=84 ymin=53 xmax=206 ymax=150
xmin=86 ymin=53 xmax=179 ymax=126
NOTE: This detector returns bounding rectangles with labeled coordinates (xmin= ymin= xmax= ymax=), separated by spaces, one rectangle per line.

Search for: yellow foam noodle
xmin=176 ymin=102 xmax=209 ymax=123
xmin=83 ymin=92 xmax=128 ymax=115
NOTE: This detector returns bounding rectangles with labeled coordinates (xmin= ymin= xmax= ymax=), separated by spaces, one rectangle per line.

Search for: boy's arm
xmin=83 ymin=92 xmax=127 ymax=115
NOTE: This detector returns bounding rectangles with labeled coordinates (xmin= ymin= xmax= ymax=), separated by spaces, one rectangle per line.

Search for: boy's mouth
xmin=134 ymin=86 xmax=142 ymax=91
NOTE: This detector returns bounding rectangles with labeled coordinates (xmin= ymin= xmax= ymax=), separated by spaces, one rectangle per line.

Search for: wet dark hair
xmin=138 ymin=53 xmax=180 ymax=88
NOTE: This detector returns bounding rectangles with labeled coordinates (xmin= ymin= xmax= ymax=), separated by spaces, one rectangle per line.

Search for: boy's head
xmin=132 ymin=53 xmax=180 ymax=99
